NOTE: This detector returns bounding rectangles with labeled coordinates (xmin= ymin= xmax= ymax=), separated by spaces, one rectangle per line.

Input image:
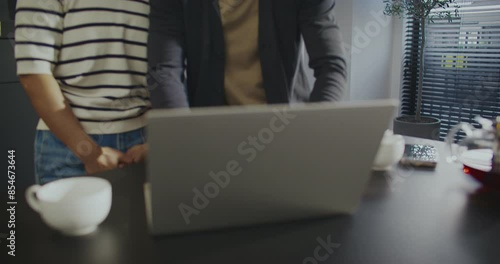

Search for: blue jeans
xmin=34 ymin=128 xmax=146 ymax=185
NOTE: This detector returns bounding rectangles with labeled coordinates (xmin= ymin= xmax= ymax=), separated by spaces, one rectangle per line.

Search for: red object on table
xmin=463 ymin=164 xmax=500 ymax=191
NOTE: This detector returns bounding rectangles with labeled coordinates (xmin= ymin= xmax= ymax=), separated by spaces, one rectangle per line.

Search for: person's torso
xmin=219 ymin=0 xmax=266 ymax=105
xmin=182 ymin=0 xmax=308 ymax=106
xmin=53 ymin=0 xmax=151 ymax=133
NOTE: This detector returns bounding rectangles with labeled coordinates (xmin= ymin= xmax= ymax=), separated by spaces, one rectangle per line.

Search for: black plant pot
xmin=393 ymin=116 xmax=441 ymax=140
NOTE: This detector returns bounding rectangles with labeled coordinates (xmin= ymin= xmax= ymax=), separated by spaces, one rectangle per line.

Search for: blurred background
xmin=0 ymin=0 xmax=38 ymax=190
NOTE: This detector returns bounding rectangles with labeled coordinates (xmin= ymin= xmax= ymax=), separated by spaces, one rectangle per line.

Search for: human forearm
xmin=308 ymin=57 xmax=347 ymax=102
xmin=300 ymin=0 xmax=347 ymax=102
xmin=19 ymin=74 xmax=102 ymax=163
xmin=148 ymin=67 xmax=189 ymax=108
xmin=148 ymin=0 xmax=189 ymax=108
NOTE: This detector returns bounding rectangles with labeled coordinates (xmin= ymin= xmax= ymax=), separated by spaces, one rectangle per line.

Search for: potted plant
xmin=384 ymin=0 xmax=460 ymax=140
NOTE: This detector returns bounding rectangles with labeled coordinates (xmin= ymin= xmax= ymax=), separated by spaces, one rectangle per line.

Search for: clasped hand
xmin=84 ymin=144 xmax=148 ymax=175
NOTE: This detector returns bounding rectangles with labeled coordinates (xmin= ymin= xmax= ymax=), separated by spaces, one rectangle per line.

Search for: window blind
xmin=401 ymin=0 xmax=500 ymax=139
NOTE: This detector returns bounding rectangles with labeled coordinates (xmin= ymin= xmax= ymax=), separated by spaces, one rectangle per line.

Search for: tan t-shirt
xmin=219 ymin=0 xmax=267 ymax=105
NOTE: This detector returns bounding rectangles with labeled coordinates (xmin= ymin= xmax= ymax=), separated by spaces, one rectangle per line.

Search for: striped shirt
xmin=15 ymin=0 xmax=151 ymax=134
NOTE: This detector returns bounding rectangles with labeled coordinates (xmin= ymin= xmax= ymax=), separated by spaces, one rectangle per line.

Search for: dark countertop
xmin=1 ymin=138 xmax=499 ymax=264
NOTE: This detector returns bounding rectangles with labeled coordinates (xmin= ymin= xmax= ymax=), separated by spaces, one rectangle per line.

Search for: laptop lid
xmin=146 ymin=100 xmax=398 ymax=235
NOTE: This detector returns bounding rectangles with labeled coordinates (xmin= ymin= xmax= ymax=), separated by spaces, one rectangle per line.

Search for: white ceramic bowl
xmin=25 ymin=177 xmax=112 ymax=236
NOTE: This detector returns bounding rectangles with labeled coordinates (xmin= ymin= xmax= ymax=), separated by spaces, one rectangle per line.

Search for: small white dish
xmin=459 ymin=149 xmax=493 ymax=172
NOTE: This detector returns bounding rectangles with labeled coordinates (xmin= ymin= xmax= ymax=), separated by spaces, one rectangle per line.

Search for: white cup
xmin=373 ymin=130 xmax=405 ymax=171
xmin=25 ymin=177 xmax=112 ymax=236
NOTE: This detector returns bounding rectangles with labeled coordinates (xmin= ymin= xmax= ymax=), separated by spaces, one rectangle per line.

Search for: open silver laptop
xmin=145 ymin=100 xmax=398 ymax=235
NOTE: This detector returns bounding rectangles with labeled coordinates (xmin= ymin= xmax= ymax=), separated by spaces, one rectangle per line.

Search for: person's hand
xmin=122 ymin=144 xmax=148 ymax=164
xmin=83 ymin=147 xmax=127 ymax=175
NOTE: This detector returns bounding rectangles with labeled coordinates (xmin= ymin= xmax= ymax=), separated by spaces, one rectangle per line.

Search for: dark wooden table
xmin=2 ymin=138 xmax=499 ymax=264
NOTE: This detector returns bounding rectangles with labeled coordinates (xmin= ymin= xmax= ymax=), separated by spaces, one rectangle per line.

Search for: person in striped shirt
xmin=15 ymin=0 xmax=151 ymax=184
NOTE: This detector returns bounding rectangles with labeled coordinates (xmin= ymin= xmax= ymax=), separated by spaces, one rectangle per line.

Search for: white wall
xmin=349 ymin=0 xmax=395 ymax=100
xmin=306 ymin=0 xmax=403 ymax=105
xmin=304 ymin=0 xmax=404 ymax=103
xmin=389 ymin=16 xmax=404 ymax=108
xmin=332 ymin=0 xmax=354 ymax=100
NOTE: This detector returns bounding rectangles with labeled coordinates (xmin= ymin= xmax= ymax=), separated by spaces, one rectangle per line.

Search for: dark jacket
xmin=148 ymin=0 xmax=347 ymax=108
